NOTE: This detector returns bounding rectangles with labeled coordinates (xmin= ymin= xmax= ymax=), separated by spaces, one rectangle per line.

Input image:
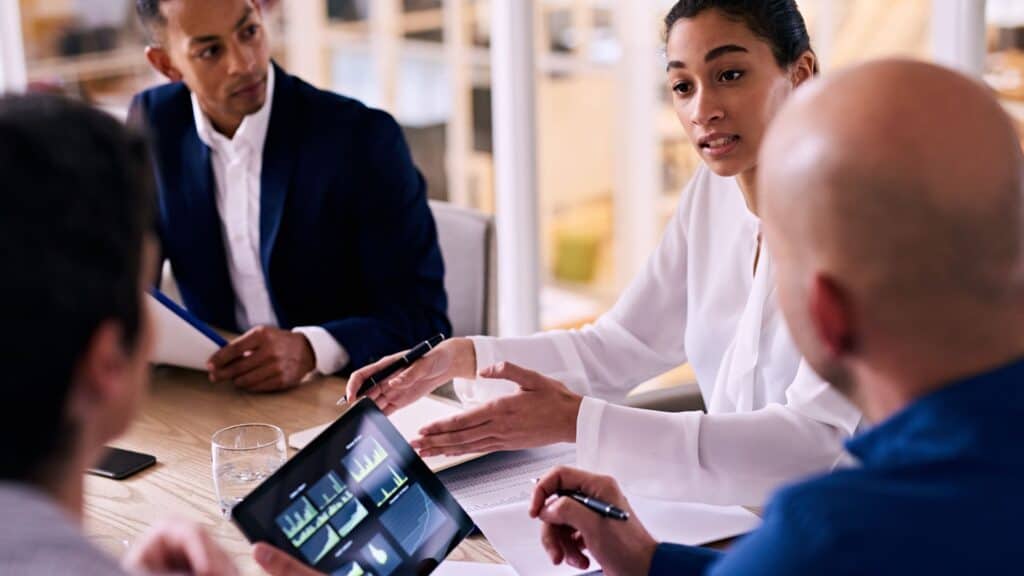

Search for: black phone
xmin=88 ymin=447 xmax=156 ymax=480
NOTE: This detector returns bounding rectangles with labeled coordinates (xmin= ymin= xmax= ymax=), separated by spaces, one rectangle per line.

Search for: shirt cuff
xmin=649 ymin=542 xmax=723 ymax=576
xmin=575 ymin=396 xmax=608 ymax=472
xmin=292 ymin=326 xmax=350 ymax=376
xmin=453 ymin=336 xmax=516 ymax=404
xmin=470 ymin=336 xmax=499 ymax=372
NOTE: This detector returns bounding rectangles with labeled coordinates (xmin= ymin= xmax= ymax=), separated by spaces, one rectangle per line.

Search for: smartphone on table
xmin=88 ymin=447 xmax=156 ymax=480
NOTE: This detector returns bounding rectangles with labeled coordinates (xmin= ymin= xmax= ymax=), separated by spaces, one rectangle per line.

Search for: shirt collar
xmin=191 ymin=64 xmax=275 ymax=157
xmin=847 ymin=356 xmax=1024 ymax=468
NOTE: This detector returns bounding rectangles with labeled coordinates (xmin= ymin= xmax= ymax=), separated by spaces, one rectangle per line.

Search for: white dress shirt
xmin=191 ymin=66 xmax=348 ymax=374
xmin=456 ymin=166 xmax=863 ymax=506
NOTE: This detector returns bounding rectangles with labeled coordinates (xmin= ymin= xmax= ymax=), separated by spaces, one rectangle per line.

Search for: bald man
xmin=527 ymin=60 xmax=1024 ymax=575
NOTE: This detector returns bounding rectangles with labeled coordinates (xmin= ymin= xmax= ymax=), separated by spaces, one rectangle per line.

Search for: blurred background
xmin=1 ymin=0 xmax=1021 ymax=390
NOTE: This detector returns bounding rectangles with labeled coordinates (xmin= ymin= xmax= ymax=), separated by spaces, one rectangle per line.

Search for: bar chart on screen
xmin=328 ymin=495 xmax=370 ymax=538
xmin=343 ymin=435 xmax=409 ymax=506
xmin=343 ymin=436 xmax=390 ymax=483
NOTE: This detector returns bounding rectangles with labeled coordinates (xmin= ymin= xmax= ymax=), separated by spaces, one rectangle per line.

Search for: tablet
xmin=232 ymin=399 xmax=474 ymax=576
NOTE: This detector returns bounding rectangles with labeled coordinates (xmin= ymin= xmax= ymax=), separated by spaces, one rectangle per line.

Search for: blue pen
xmin=149 ymin=288 xmax=228 ymax=347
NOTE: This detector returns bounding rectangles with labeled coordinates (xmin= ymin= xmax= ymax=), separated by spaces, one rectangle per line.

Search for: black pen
xmin=338 ymin=333 xmax=446 ymax=405
xmin=532 ymin=479 xmax=630 ymax=521
xmin=556 ymin=490 xmax=630 ymax=521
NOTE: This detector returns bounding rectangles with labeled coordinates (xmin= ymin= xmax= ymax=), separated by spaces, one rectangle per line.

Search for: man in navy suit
xmin=131 ymin=0 xmax=450 ymax=391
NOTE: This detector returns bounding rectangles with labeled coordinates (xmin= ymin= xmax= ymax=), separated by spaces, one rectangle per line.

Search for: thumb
xmin=253 ymin=543 xmax=321 ymax=576
xmin=479 ymin=362 xmax=548 ymax=392
xmin=539 ymin=495 xmax=596 ymax=535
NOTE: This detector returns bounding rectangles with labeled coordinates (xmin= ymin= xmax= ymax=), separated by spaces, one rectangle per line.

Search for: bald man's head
xmin=759 ymin=60 xmax=1024 ymax=417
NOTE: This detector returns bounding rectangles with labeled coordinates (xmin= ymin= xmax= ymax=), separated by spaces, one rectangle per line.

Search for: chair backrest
xmin=429 ymin=200 xmax=497 ymax=337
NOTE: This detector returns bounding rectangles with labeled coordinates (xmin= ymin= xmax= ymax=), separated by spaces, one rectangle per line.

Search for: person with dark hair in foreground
xmin=132 ymin=0 xmax=450 ymax=392
xmin=0 ymin=93 xmax=328 ymax=576
xmin=531 ymin=60 xmax=1024 ymax=575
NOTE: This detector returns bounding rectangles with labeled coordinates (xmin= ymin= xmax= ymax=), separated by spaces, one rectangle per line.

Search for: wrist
xmin=453 ymin=337 xmax=477 ymax=379
xmin=295 ymin=332 xmax=316 ymax=373
xmin=635 ymin=536 xmax=658 ymax=575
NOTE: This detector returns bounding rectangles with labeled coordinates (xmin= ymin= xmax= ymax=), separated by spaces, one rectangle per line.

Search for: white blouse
xmin=456 ymin=166 xmax=863 ymax=506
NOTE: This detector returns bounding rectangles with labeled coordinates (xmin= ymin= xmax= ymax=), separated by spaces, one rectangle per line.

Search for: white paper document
xmin=147 ymin=293 xmax=220 ymax=371
xmin=438 ymin=444 xmax=576 ymax=513
xmin=433 ymin=561 xmax=517 ymax=576
xmin=473 ymin=496 xmax=760 ymax=576
xmin=441 ymin=444 xmax=759 ymax=575
xmin=289 ymin=396 xmax=486 ymax=472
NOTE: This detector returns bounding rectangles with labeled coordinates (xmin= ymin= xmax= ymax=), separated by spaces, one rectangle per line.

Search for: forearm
xmin=577 ymin=401 xmax=849 ymax=506
xmin=461 ymin=315 xmax=684 ymax=404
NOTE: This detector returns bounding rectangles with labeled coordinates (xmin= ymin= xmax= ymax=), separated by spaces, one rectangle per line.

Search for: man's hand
xmin=345 ymin=337 xmax=476 ymax=413
xmin=530 ymin=467 xmax=657 ymax=576
xmin=123 ymin=520 xmax=238 ymax=576
xmin=208 ymin=326 xmax=315 ymax=392
xmin=409 ymin=362 xmax=583 ymax=457
xmin=253 ymin=543 xmax=325 ymax=576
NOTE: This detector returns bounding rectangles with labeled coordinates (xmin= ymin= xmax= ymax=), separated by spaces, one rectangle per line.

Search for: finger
xmin=122 ymin=525 xmax=169 ymax=571
xmin=530 ymin=466 xmax=608 ymax=518
xmin=349 ymin=363 xmax=410 ymax=402
xmin=416 ymin=436 xmax=504 ymax=458
xmin=539 ymin=497 xmax=595 ymax=534
xmin=539 ymin=517 xmax=590 ymax=570
xmin=211 ymin=347 xmax=270 ymax=382
xmin=412 ymin=421 xmax=495 ymax=452
xmin=253 ymin=543 xmax=322 ymax=576
xmin=127 ymin=522 xmax=193 ymax=573
xmin=190 ymin=528 xmax=239 ymax=576
xmin=346 ymin=351 xmax=408 ymax=400
xmin=209 ymin=328 xmax=266 ymax=369
xmin=418 ymin=405 xmax=495 ymax=436
xmin=172 ymin=524 xmax=226 ymax=576
xmin=387 ymin=350 xmax=450 ymax=390
xmin=232 ymin=361 xmax=283 ymax=390
xmin=366 ymin=388 xmax=389 ymax=410
xmin=380 ymin=391 xmax=411 ymax=415
xmin=478 ymin=362 xmax=549 ymax=391
xmin=562 ymin=531 xmax=590 ymax=570
xmin=550 ymin=523 xmax=590 ymax=570
xmin=540 ymin=523 xmax=566 ymax=565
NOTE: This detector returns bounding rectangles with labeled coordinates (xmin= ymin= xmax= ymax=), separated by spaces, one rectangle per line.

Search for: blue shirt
xmin=650 ymin=358 xmax=1024 ymax=575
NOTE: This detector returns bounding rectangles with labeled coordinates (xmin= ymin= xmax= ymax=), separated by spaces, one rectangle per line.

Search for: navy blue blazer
xmin=130 ymin=63 xmax=450 ymax=372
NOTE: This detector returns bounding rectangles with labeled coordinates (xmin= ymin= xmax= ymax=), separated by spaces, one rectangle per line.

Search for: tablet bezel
xmin=231 ymin=398 xmax=475 ymax=574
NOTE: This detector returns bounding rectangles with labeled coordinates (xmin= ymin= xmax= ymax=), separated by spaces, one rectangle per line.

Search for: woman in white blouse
xmin=347 ymin=0 xmax=862 ymax=506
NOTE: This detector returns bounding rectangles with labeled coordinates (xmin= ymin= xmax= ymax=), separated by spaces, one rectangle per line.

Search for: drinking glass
xmin=212 ymin=423 xmax=286 ymax=513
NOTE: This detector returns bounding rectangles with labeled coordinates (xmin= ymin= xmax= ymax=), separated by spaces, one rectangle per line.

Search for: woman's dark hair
xmin=665 ymin=0 xmax=819 ymax=74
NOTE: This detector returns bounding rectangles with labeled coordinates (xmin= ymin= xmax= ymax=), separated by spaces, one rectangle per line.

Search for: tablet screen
xmin=232 ymin=399 xmax=474 ymax=575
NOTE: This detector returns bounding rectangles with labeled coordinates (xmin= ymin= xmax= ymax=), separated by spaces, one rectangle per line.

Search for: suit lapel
xmin=183 ymin=127 xmax=215 ymax=212
xmin=181 ymin=110 xmax=239 ymax=331
xmin=259 ymin=63 xmax=300 ymax=287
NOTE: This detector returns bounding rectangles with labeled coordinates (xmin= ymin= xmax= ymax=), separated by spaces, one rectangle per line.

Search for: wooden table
xmin=83 ymin=366 xmax=503 ymax=574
